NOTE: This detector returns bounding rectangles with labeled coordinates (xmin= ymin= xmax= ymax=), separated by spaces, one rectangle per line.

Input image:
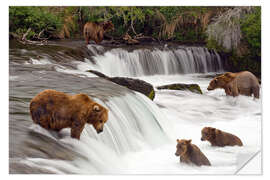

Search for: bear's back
xmin=189 ymin=144 xmax=211 ymax=166
xmin=30 ymin=89 xmax=71 ymax=108
xmin=84 ymin=22 xmax=103 ymax=38
xmin=220 ymin=131 xmax=243 ymax=146
xmin=215 ymin=130 xmax=243 ymax=146
xmin=236 ymin=71 xmax=259 ymax=88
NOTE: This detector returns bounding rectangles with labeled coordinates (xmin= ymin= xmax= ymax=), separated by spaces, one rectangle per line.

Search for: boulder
xmin=157 ymin=83 xmax=203 ymax=94
xmin=87 ymin=70 xmax=155 ymax=100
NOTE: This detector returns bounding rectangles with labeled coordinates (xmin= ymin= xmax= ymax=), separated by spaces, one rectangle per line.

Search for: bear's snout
xmin=207 ymin=86 xmax=212 ymax=91
xmin=201 ymin=137 xmax=204 ymax=141
xmin=97 ymin=129 xmax=103 ymax=133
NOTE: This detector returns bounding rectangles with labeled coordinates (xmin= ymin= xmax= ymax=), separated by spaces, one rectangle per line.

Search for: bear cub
xmin=201 ymin=127 xmax=243 ymax=147
xmin=175 ymin=139 xmax=211 ymax=166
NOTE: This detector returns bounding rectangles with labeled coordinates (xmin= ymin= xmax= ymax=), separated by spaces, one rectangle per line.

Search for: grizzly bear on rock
xmin=175 ymin=139 xmax=211 ymax=166
xmin=201 ymin=127 xmax=243 ymax=147
xmin=207 ymin=71 xmax=260 ymax=98
xmin=83 ymin=21 xmax=114 ymax=44
xmin=30 ymin=89 xmax=109 ymax=140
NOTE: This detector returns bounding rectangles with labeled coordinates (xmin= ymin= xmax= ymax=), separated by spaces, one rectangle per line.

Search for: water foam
xmin=81 ymin=46 xmax=223 ymax=77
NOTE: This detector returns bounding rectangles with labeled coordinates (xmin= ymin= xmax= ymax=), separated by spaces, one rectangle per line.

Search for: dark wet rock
xmin=157 ymin=83 xmax=203 ymax=94
xmin=87 ymin=70 xmax=155 ymax=100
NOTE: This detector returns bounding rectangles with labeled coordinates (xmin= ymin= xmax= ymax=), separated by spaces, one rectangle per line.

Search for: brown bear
xmin=175 ymin=139 xmax=211 ymax=166
xmin=207 ymin=71 xmax=260 ymax=98
xmin=201 ymin=127 xmax=243 ymax=147
xmin=83 ymin=21 xmax=114 ymax=44
xmin=30 ymin=89 xmax=109 ymax=140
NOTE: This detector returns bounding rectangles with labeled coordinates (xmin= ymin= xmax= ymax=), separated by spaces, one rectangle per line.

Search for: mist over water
xmin=9 ymin=41 xmax=261 ymax=174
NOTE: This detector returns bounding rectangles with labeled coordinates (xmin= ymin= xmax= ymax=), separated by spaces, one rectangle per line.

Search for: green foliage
xmin=155 ymin=7 xmax=212 ymax=41
xmin=206 ymin=38 xmax=228 ymax=52
xmin=8 ymin=6 xmax=219 ymax=43
xmin=108 ymin=7 xmax=155 ymax=37
xmin=228 ymin=50 xmax=261 ymax=77
xmin=241 ymin=7 xmax=261 ymax=58
xmin=175 ymin=29 xmax=207 ymax=43
xmin=9 ymin=7 xmax=63 ymax=39
xmin=158 ymin=7 xmax=208 ymax=23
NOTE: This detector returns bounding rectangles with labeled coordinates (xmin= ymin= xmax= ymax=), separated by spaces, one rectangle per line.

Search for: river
xmin=9 ymin=40 xmax=261 ymax=174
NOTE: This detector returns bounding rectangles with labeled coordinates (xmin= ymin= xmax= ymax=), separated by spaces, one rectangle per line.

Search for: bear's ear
xmin=177 ymin=139 xmax=180 ymax=143
xmin=224 ymin=72 xmax=236 ymax=80
xmin=187 ymin=139 xmax=192 ymax=144
xmin=215 ymin=129 xmax=221 ymax=134
xmin=211 ymin=128 xmax=216 ymax=133
xmin=224 ymin=72 xmax=232 ymax=76
xmin=93 ymin=105 xmax=100 ymax=112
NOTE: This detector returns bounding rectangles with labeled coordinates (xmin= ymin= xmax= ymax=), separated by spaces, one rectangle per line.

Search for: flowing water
xmin=9 ymin=40 xmax=261 ymax=174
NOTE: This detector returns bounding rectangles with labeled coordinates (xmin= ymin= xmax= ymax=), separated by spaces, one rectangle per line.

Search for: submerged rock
xmin=87 ymin=70 xmax=155 ymax=100
xmin=157 ymin=83 xmax=203 ymax=94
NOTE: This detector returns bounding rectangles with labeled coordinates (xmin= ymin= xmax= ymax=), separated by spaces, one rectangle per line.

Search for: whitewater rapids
xmin=9 ymin=41 xmax=261 ymax=174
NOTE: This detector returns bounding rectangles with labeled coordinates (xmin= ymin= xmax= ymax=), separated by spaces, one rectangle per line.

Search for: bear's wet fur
xmin=30 ymin=89 xmax=108 ymax=140
xmin=201 ymin=127 xmax=243 ymax=147
xmin=175 ymin=139 xmax=211 ymax=166
xmin=207 ymin=71 xmax=260 ymax=98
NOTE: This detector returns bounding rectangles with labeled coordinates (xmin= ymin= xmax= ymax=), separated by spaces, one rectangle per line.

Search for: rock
xmin=87 ymin=70 xmax=155 ymax=100
xmin=157 ymin=83 xmax=203 ymax=94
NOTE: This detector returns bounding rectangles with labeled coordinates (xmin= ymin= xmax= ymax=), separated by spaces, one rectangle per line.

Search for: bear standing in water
xmin=175 ymin=139 xmax=211 ymax=166
xmin=30 ymin=89 xmax=108 ymax=140
xmin=201 ymin=127 xmax=243 ymax=147
xmin=207 ymin=71 xmax=260 ymax=98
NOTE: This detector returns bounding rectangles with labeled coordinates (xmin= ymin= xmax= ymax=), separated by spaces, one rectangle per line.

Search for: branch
xmin=38 ymin=29 xmax=45 ymax=39
xmin=22 ymin=28 xmax=31 ymax=41
xmin=19 ymin=28 xmax=48 ymax=46
xmin=130 ymin=19 xmax=137 ymax=35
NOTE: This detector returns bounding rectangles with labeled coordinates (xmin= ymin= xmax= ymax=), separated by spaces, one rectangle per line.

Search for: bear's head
xmin=87 ymin=103 xmax=108 ymax=134
xmin=175 ymin=139 xmax=192 ymax=156
xmin=101 ymin=21 xmax=114 ymax=32
xmin=207 ymin=72 xmax=235 ymax=91
xmin=201 ymin=127 xmax=216 ymax=141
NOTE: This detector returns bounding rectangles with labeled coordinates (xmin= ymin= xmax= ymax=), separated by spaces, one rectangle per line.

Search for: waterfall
xmin=77 ymin=45 xmax=223 ymax=77
xmin=15 ymin=92 xmax=171 ymax=174
xmin=10 ymin=41 xmax=261 ymax=174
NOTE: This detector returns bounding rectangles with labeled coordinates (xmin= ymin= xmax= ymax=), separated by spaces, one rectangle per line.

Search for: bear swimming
xmin=83 ymin=21 xmax=114 ymax=44
xmin=30 ymin=89 xmax=108 ymax=140
xmin=201 ymin=127 xmax=243 ymax=147
xmin=207 ymin=71 xmax=260 ymax=98
xmin=175 ymin=139 xmax=211 ymax=166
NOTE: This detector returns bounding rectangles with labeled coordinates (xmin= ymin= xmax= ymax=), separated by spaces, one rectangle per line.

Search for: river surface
xmin=9 ymin=40 xmax=261 ymax=174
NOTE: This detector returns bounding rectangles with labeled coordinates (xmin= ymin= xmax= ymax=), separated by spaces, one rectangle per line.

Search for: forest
xmin=9 ymin=6 xmax=261 ymax=75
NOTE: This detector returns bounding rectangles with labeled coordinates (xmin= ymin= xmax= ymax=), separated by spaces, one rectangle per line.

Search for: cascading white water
xmin=22 ymin=92 xmax=172 ymax=174
xmin=10 ymin=43 xmax=261 ymax=174
xmin=75 ymin=45 xmax=223 ymax=77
